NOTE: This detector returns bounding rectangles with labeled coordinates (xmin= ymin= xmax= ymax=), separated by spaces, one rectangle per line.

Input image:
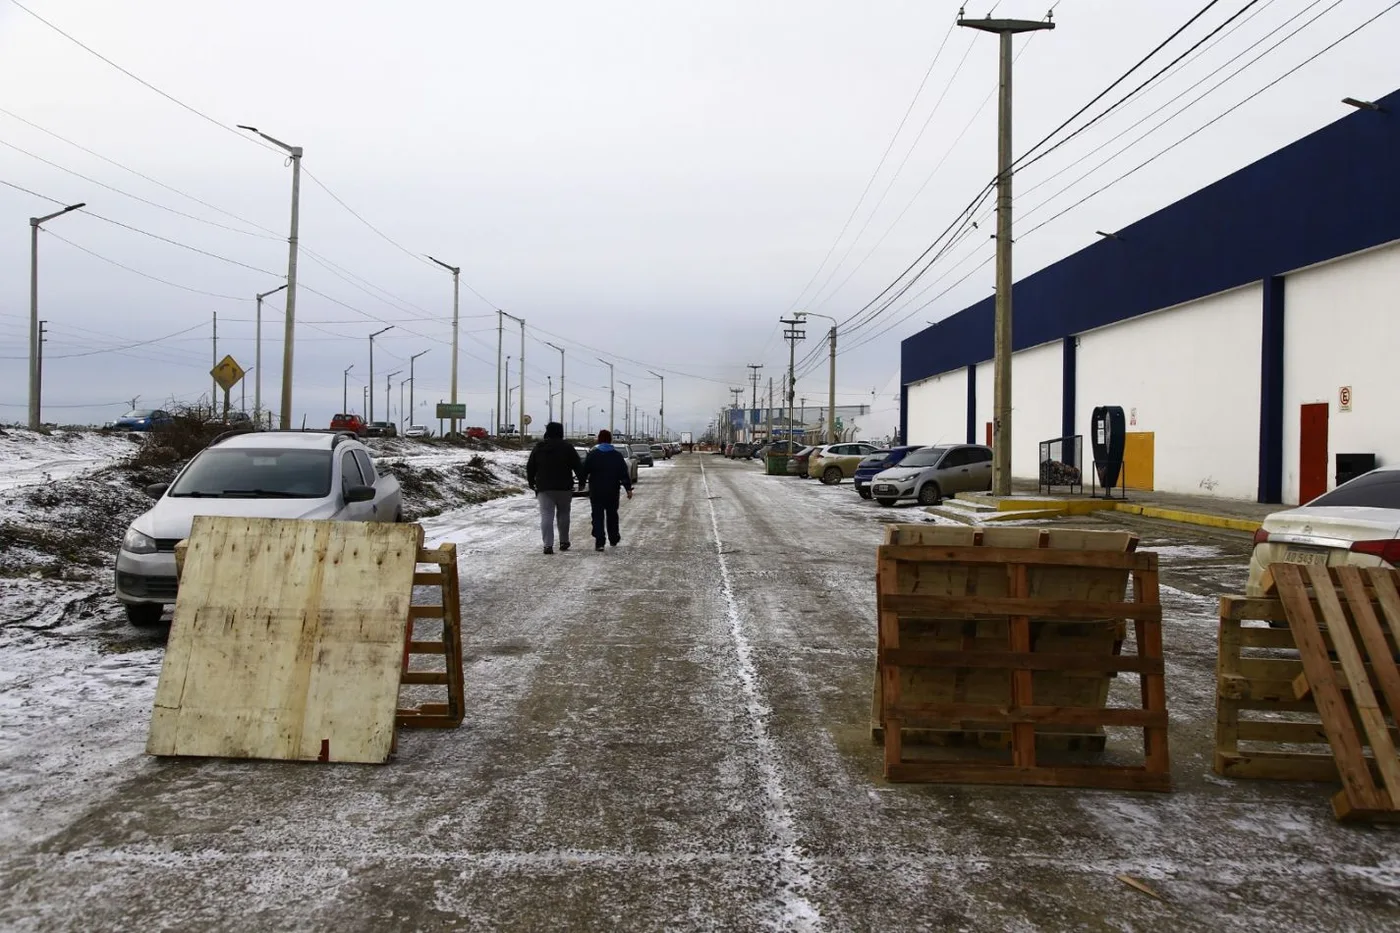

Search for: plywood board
xmin=149 ymin=516 xmax=422 ymax=764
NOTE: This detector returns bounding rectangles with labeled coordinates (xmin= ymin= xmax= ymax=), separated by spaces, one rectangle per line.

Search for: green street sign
xmin=435 ymin=403 xmax=466 ymax=419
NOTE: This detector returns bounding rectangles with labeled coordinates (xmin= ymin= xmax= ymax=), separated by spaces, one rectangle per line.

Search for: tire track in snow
xmin=700 ymin=459 xmax=822 ymax=931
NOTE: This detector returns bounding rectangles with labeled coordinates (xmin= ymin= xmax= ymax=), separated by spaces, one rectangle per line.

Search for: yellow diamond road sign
xmin=211 ymin=355 xmax=246 ymax=392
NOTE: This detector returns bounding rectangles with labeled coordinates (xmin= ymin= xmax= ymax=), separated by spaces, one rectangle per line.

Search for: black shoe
xmin=560 ymin=542 xmax=571 ymax=552
xmin=595 ymin=542 xmax=605 ymax=552
xmin=543 ymin=546 xmax=554 ymax=555
xmin=610 ymin=539 xmax=621 ymax=548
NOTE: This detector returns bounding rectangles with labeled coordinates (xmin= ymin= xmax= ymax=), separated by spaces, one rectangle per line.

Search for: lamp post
xmin=28 ymin=201 xmax=85 ymax=429
xmin=620 ymin=381 xmax=632 ymax=439
xmin=648 ymin=370 xmax=665 ymax=443
xmin=255 ymin=283 xmax=288 ymax=423
xmin=545 ymin=341 xmax=565 ymax=432
xmin=427 ymin=256 xmax=461 ymax=435
xmin=343 ymin=364 xmax=354 ymax=414
xmin=571 ymin=399 xmax=581 ymax=436
xmin=408 ymin=349 xmax=429 ymax=432
xmin=400 ymin=377 xmax=410 ymax=430
xmin=800 ymin=311 xmax=838 ymax=445
xmin=386 ymin=370 xmax=402 ymax=423
xmin=504 ymin=355 xmax=512 ymax=432
xmin=237 ymin=125 xmax=303 ymax=429
xmin=368 ymin=325 xmax=393 ymax=421
xmin=596 ymin=358 xmax=615 ymax=434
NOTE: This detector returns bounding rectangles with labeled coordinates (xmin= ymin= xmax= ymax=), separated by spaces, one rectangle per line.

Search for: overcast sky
xmin=1 ymin=0 xmax=1396 ymax=436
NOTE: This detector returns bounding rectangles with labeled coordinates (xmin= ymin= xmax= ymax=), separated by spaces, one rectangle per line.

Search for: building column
xmin=1061 ymin=336 xmax=1077 ymax=439
xmin=966 ymin=364 xmax=977 ymax=444
xmin=899 ymin=384 xmax=909 ymax=445
xmin=1258 ymin=276 xmax=1285 ymax=503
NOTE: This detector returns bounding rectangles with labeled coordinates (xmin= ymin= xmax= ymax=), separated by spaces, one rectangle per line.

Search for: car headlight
xmin=122 ymin=526 xmax=157 ymax=554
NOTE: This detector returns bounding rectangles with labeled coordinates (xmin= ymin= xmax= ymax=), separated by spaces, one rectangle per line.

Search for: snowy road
xmin=2 ymin=454 xmax=1398 ymax=931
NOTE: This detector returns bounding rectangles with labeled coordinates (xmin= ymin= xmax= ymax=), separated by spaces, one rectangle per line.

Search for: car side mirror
xmin=344 ymin=485 xmax=376 ymax=503
xmin=144 ymin=483 xmax=169 ymax=499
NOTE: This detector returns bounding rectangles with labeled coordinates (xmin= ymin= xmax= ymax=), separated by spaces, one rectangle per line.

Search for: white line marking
xmin=700 ymin=459 xmax=822 ymax=930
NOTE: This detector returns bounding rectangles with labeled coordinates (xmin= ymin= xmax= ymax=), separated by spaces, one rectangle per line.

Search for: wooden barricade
xmin=397 ymin=543 xmax=466 ymax=729
xmin=875 ymin=525 xmax=1170 ymax=791
xmin=1272 ymin=563 xmax=1400 ymax=822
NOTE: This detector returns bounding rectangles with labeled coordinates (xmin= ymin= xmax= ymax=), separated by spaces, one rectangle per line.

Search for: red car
xmin=465 ymin=426 xmax=489 ymax=440
xmin=330 ymin=413 xmax=367 ymax=436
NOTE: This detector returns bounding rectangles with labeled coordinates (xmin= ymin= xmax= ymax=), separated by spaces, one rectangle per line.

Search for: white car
xmin=405 ymin=424 xmax=429 ymax=438
xmin=1247 ymin=468 xmax=1400 ymax=596
xmin=870 ymin=444 xmax=994 ymax=506
xmin=114 ymin=431 xmax=403 ymax=626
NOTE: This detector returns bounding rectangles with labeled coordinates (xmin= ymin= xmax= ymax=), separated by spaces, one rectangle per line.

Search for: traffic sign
xmin=210 ymin=355 xmax=245 ymax=392
xmin=1340 ymin=386 xmax=1353 ymax=412
xmin=435 ymin=403 xmax=466 ymax=419
xmin=522 ymin=414 xmax=533 ymax=425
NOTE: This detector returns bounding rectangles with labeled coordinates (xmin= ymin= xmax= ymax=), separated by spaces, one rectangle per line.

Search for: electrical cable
xmin=41 ymin=230 xmax=254 ymax=300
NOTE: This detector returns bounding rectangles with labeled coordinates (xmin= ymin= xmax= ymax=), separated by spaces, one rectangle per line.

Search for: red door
xmin=985 ymin=421 xmax=993 ymax=447
xmin=1299 ymin=403 xmax=1329 ymax=504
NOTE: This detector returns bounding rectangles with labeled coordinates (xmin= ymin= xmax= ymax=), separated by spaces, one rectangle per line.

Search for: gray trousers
xmin=536 ymin=490 xmax=574 ymax=548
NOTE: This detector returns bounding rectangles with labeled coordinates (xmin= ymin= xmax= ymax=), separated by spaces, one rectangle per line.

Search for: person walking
xmin=526 ymin=421 xmax=583 ymax=555
xmin=579 ymin=429 xmax=632 ymax=551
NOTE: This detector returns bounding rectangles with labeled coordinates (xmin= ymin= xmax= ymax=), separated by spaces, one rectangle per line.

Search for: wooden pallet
xmin=876 ymin=526 xmax=1170 ymax=791
xmin=397 ymin=543 xmax=466 ymax=729
xmin=1273 ymin=563 xmax=1400 ymax=822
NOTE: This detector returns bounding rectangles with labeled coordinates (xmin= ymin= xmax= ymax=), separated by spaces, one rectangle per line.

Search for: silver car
xmin=870 ymin=444 xmax=993 ymax=506
xmin=114 ymin=431 xmax=403 ymax=627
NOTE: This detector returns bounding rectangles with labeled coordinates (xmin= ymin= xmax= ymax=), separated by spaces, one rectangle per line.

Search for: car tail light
xmin=1349 ymin=539 xmax=1400 ymax=565
xmin=1252 ymin=528 xmax=1270 ymax=546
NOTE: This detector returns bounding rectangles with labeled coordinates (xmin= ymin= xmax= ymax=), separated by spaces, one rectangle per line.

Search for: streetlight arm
xmin=33 ymin=202 xmax=86 ymax=225
xmin=239 ymin=125 xmax=299 ymax=153
xmin=257 ymin=283 xmax=288 ymax=301
xmin=371 ymin=325 xmax=394 ymax=338
xmin=427 ymin=255 xmax=460 ymax=274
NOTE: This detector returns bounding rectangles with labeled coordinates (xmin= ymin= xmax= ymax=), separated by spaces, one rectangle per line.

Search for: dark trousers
xmin=590 ymin=494 xmax=621 ymax=545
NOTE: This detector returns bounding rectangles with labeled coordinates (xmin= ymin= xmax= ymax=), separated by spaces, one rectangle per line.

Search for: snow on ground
xmin=0 ymin=428 xmax=141 ymax=493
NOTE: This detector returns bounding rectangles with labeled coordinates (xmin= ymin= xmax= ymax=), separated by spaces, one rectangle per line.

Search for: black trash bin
xmin=1336 ymin=452 xmax=1376 ymax=487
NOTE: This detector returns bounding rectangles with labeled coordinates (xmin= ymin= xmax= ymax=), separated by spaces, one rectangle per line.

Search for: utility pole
xmin=596 ymin=358 xmax=615 ymax=434
xmin=780 ymin=315 xmax=806 ymax=453
xmin=36 ymin=321 xmax=46 ymax=426
xmin=28 ymin=201 xmax=85 ymax=430
xmin=400 ymin=377 xmax=409 ymax=429
xmin=548 ymin=375 xmax=554 ymax=422
xmin=747 ymin=363 xmax=763 ymax=442
xmin=729 ymin=387 xmax=744 ymax=444
xmin=801 ymin=311 xmax=839 ymax=445
xmin=498 ymin=310 xmax=525 ymax=435
xmin=368 ymin=325 xmax=393 ymax=422
xmin=648 ymin=370 xmax=665 ymax=442
xmin=386 ymin=370 xmax=402 ymax=422
xmin=620 ymin=382 xmax=632 ymax=439
xmin=959 ymin=9 xmax=1055 ymax=495
xmin=505 ymin=355 xmax=512 ymax=431
xmin=427 ymin=257 xmax=460 ymax=435
xmin=546 ymin=342 xmax=565 ymax=431
xmin=767 ymin=377 xmax=774 ymax=445
xmin=496 ymin=310 xmax=504 ymax=436
xmin=343 ymin=364 xmax=354 ymax=414
xmin=237 ymin=125 xmax=302 ymax=430
xmin=408 ymin=350 xmax=429 ymax=430
xmin=211 ymin=310 xmax=218 ymax=411
xmin=255 ymin=283 xmax=287 ymax=424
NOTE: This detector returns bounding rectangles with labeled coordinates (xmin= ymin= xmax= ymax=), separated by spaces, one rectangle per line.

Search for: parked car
xmin=465 ymin=426 xmax=489 ymax=440
xmin=808 ymin=442 xmax=882 ymax=485
xmin=573 ymin=446 xmax=593 ymax=498
xmin=404 ymin=424 xmax=429 ymax=439
xmin=364 ymin=421 xmax=398 ymax=438
xmin=632 ymin=444 xmax=655 ymax=467
xmin=854 ymin=446 xmax=925 ymax=500
xmin=1247 ymin=467 xmax=1400 ymax=596
xmin=788 ymin=445 xmax=817 ymax=477
xmin=330 ymin=413 xmax=367 ymax=436
xmin=651 ymin=443 xmax=669 ymax=461
xmin=114 ymin=431 xmax=403 ymax=627
xmin=107 ymin=408 xmax=173 ymax=432
xmin=871 ymin=444 xmax=993 ymax=506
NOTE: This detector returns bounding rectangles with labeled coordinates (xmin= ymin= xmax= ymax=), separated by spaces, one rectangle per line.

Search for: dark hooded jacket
xmin=526 ymin=422 xmax=583 ymax=492
xmin=580 ymin=443 xmax=632 ymax=501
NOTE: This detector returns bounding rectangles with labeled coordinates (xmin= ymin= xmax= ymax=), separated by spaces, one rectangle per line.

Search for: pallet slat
xmin=397 ymin=543 xmax=466 ymax=730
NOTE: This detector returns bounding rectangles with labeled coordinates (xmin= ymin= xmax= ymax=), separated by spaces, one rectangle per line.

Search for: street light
xmin=799 ymin=311 xmax=838 ymax=445
xmin=368 ymin=326 xmax=393 ymax=421
xmin=28 ymin=200 xmax=85 ymax=429
xmin=545 ymin=342 xmax=565 ymax=432
xmin=343 ymin=364 xmax=354 ymax=414
xmin=571 ymin=398 xmax=581 ymax=436
xmin=596 ymin=358 xmax=615 ymax=434
xmin=620 ymin=381 xmax=632 ymax=439
xmin=408 ymin=350 xmax=430 ymax=432
xmin=1343 ymin=97 xmax=1384 ymax=111
xmin=647 ymin=370 xmax=665 ymax=442
xmin=255 ymin=283 xmax=288 ymax=423
xmin=237 ymin=124 xmax=302 ymax=429
xmin=427 ymin=255 xmax=461 ymax=435
xmin=386 ymin=370 xmax=403 ymax=423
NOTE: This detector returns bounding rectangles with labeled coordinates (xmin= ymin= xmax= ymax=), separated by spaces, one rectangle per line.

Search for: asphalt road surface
xmin=2 ymin=454 xmax=1398 ymax=931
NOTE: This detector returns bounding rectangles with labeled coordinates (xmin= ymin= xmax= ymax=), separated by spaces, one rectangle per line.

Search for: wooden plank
xmin=149 ymin=517 xmax=422 ymax=764
xmin=409 ymin=604 xmax=445 ymax=619
xmin=879 ymin=554 xmax=903 ymax=777
xmin=887 ymin=762 xmax=1171 ymax=792
xmin=439 ymin=543 xmax=466 ymax=726
xmin=1215 ymin=616 xmax=1243 ymax=766
xmin=1237 ymin=624 xmax=1300 ymax=649
xmin=407 ymin=641 xmax=447 ymax=655
xmin=1236 ymin=719 xmax=1330 ymax=745
xmin=878 ymin=545 xmax=1154 ymax=571
xmin=400 ymin=671 xmax=450 ymax=686
xmin=1368 ymin=569 xmax=1400 ymax=646
xmin=1008 ymin=562 xmax=1036 ymax=769
xmin=1332 ymin=566 xmax=1400 ymax=808
xmin=882 ymin=648 xmax=1163 ymax=674
xmin=891 ymin=703 xmax=1167 ymax=728
xmin=412 ymin=572 xmax=443 ymax=586
xmin=879 ymin=593 xmax=1161 ymax=621
xmin=1274 ymin=563 xmax=1384 ymax=811
xmin=1135 ymin=567 xmax=1171 ymax=776
xmin=417 ymin=546 xmax=455 ymax=565
xmin=1216 ymin=751 xmax=1342 ymax=783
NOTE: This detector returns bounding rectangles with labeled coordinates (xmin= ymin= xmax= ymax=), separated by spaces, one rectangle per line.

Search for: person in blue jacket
xmin=579 ymin=429 xmax=633 ymax=551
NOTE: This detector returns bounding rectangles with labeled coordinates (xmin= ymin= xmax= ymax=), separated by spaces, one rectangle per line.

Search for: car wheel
xmin=125 ymin=603 xmax=165 ymax=627
xmin=876 ymin=498 xmax=898 ymax=507
xmin=917 ymin=483 xmax=942 ymax=506
xmin=821 ymin=466 xmax=842 ymax=485
xmin=858 ymin=487 xmax=872 ymax=500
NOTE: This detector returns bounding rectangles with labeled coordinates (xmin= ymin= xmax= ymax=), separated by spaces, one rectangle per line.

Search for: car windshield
xmin=897 ymin=446 xmax=949 ymax=468
xmin=169 ymin=448 xmax=333 ymax=499
xmin=1307 ymin=472 xmax=1400 ymax=509
xmin=632 ymin=445 xmax=650 ymax=454
xmin=123 ymin=410 xmax=155 ymax=419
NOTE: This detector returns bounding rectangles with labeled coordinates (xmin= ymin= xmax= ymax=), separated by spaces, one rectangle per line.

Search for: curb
xmin=1111 ymin=503 xmax=1261 ymax=534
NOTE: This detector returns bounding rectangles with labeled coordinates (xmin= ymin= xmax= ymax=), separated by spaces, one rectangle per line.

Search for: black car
xmin=364 ymin=421 xmax=398 ymax=438
xmin=631 ymin=444 xmax=655 ymax=467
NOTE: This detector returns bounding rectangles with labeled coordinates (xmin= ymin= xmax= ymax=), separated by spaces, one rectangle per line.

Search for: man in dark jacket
xmin=526 ymin=421 xmax=583 ymax=554
xmin=579 ymin=429 xmax=633 ymax=551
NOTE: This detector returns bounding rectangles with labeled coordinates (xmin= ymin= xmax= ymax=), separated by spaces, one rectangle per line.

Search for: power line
xmin=42 ymin=229 xmax=254 ymax=300
xmin=0 ymin=319 xmax=207 ymax=360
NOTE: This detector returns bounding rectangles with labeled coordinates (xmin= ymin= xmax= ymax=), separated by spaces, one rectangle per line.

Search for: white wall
xmin=1282 ymin=239 xmax=1400 ymax=504
xmin=1077 ymin=283 xmax=1263 ymax=500
xmin=905 ymin=368 xmax=966 ymax=446
xmin=1009 ymin=341 xmax=1065 ymax=479
xmin=975 ymin=360 xmax=993 ymax=447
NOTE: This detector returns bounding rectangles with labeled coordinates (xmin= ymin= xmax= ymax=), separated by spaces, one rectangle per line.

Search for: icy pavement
xmin=1 ymin=454 xmax=1398 ymax=931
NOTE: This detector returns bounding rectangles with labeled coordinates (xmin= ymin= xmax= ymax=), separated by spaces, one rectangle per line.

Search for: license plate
xmin=1282 ymin=547 xmax=1329 ymax=566
xmin=875 ymin=485 xmax=896 ymax=495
